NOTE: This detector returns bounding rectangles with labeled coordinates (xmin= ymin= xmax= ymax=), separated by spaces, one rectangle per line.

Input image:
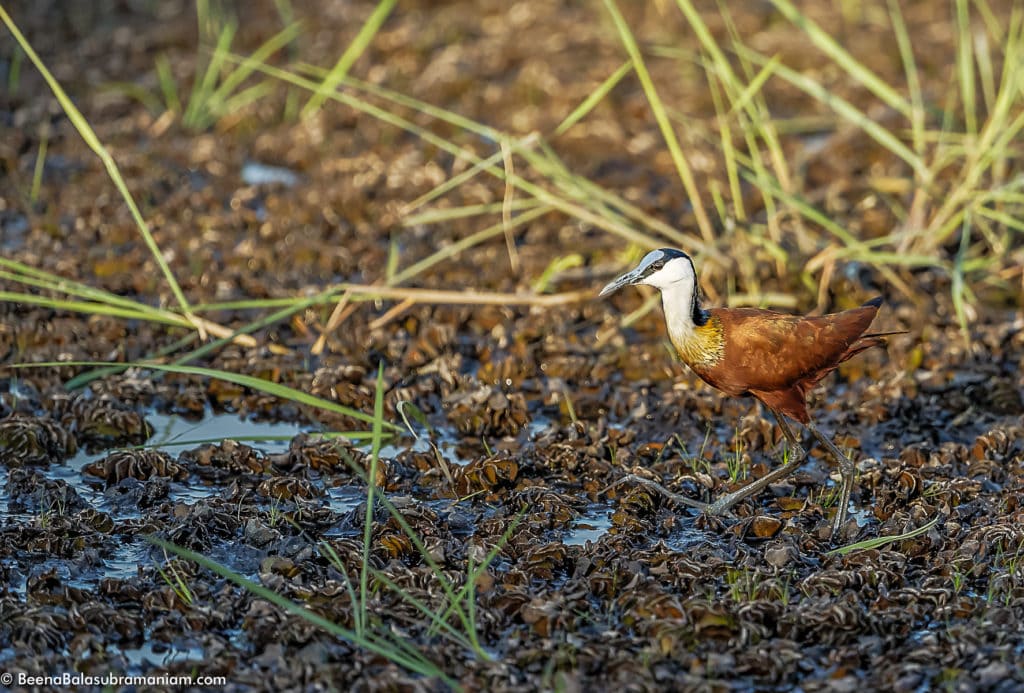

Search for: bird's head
xmin=599 ymin=248 xmax=695 ymax=296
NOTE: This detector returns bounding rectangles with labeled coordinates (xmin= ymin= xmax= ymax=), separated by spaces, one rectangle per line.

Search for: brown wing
xmin=700 ymin=302 xmax=881 ymax=396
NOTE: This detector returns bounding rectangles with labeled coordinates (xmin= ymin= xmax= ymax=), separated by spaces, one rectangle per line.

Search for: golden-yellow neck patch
xmin=670 ymin=314 xmax=725 ymax=368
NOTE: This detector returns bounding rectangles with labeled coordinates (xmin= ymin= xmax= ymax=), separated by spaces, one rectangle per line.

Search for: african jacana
xmin=600 ymin=248 xmax=895 ymax=539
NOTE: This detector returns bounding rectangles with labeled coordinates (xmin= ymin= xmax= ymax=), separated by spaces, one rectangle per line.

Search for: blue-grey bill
xmin=599 ymin=271 xmax=641 ymax=297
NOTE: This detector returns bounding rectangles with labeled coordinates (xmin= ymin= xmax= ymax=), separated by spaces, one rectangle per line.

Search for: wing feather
xmin=698 ymin=304 xmax=881 ymax=395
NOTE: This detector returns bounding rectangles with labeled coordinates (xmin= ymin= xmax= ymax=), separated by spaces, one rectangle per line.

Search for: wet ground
xmin=2 ymin=1 xmax=1024 ymax=691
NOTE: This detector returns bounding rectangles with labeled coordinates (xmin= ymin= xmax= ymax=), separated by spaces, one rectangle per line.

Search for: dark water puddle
xmin=1 ymin=412 xmax=316 ymax=592
xmin=2 ymin=406 xmax=513 ymax=598
xmin=5 ymin=637 xmax=210 ymax=674
xmin=849 ymin=505 xmax=875 ymax=529
xmin=46 ymin=412 xmax=310 ymax=516
xmin=325 ymin=483 xmax=364 ymax=514
xmin=664 ymin=524 xmax=715 ymax=553
xmin=380 ymin=421 xmax=479 ymax=468
xmin=101 ymin=536 xmax=150 ymax=581
xmin=564 ymin=502 xmax=714 ymax=550
xmin=1 ymin=211 xmax=30 ymax=251
xmin=378 ymin=431 xmax=434 ymax=463
xmin=110 ymin=640 xmax=206 ymax=671
xmin=146 ymin=411 xmax=307 ymax=455
xmin=564 ymin=503 xmax=612 ymax=546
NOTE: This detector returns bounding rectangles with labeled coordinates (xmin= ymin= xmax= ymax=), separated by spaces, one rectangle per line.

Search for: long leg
xmin=605 ymin=473 xmax=709 ymax=510
xmin=807 ymin=422 xmax=856 ymax=540
xmin=609 ymin=410 xmax=809 ymax=515
xmin=705 ymin=410 xmax=807 ymax=515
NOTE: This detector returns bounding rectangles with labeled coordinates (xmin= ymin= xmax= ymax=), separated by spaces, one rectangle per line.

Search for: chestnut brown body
xmin=681 ymin=298 xmax=887 ymax=424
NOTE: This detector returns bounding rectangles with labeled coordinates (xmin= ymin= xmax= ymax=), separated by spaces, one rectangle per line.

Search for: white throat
xmin=640 ymin=258 xmax=700 ymax=344
xmin=660 ymin=279 xmax=698 ymax=344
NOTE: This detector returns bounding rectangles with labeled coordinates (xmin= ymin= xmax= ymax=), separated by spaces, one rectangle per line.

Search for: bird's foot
xmin=705 ymin=493 xmax=741 ymax=516
xmin=607 ymin=474 xmax=708 ymax=511
xmin=829 ymin=501 xmax=852 ymax=543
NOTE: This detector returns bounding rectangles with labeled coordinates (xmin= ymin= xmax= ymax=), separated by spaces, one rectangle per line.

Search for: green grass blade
xmin=155 ymin=53 xmax=181 ymax=113
xmin=337 ymin=448 xmax=479 ymax=645
xmin=0 ymin=292 xmax=191 ymax=326
xmin=722 ymin=54 xmax=779 ymax=121
xmin=428 ymin=507 xmax=526 ymax=651
xmin=371 ymin=492 xmax=476 ymax=637
xmin=101 ymin=80 xmax=165 ymax=114
xmin=403 ymin=199 xmax=541 ymax=226
xmin=827 ymin=517 xmax=940 ymax=557
xmin=602 ymin=0 xmax=715 ymax=244
xmin=886 ymin=0 xmax=925 ymax=161
xmin=704 ymin=63 xmax=744 ymax=223
xmin=302 ymin=0 xmax=396 ymax=117
xmin=955 ymin=0 xmax=977 ymax=136
xmin=739 ymin=46 xmax=930 ymax=183
xmin=185 ymin=19 xmax=237 ymax=129
xmin=0 ymin=260 xmax=177 ymax=316
xmin=0 ymin=6 xmax=195 ymax=320
xmin=210 ymin=21 xmax=300 ymax=112
xmin=64 ymin=332 xmax=198 ymax=390
xmin=554 ymin=59 xmax=632 ymax=137
xmin=30 ymin=131 xmax=46 ymax=203
xmin=391 ymin=206 xmax=551 ymax=286
xmin=715 ymin=1 xmax=796 ymax=196
xmin=736 ymin=168 xmax=859 ymax=247
xmin=974 ymin=22 xmax=997 ymax=119
xmin=366 ymin=567 xmax=476 ymax=650
xmin=274 ymin=57 xmax=697 ymax=252
xmin=6 ymin=41 xmax=21 ymax=92
xmin=523 ymin=140 xmax=705 ymax=252
xmin=403 ymin=147 xmax=511 ymax=215
xmin=272 ymin=59 xmax=664 ymax=250
xmin=927 ymin=26 xmax=1024 ymax=244
xmin=952 ymin=211 xmax=972 ymax=340
xmin=218 ymin=82 xmax=275 ymax=116
xmin=769 ymin=0 xmax=912 ymax=119
xmin=975 ymin=205 xmax=1024 ymax=234
xmin=358 ymin=364 xmax=386 ymax=635
xmin=65 ymin=290 xmax=332 ymax=389
xmin=12 ymin=361 xmax=401 ymax=431
xmin=148 ymin=537 xmax=454 ymax=685
xmin=532 ymin=254 xmax=583 ymax=293
xmin=317 ymin=540 xmax=362 ymax=636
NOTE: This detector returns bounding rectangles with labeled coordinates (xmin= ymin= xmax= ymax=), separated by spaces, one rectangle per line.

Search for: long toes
xmin=668 ymin=494 xmax=709 ymax=511
xmin=706 ymin=496 xmax=736 ymax=516
xmin=830 ymin=523 xmax=844 ymax=543
xmin=616 ymin=474 xmax=708 ymax=510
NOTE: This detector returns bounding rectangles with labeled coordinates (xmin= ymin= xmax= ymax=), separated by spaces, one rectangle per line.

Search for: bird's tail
xmin=858 ymin=329 xmax=908 ymax=340
xmin=843 ymin=330 xmax=906 ymax=362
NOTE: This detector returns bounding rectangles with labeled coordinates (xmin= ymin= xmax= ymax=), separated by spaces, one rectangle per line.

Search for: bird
xmin=600 ymin=247 xmax=898 ymax=540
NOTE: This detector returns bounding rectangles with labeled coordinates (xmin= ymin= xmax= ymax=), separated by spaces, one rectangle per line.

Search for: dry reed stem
xmin=500 ymin=138 xmax=520 ymax=275
xmin=193 ymin=315 xmax=256 ymax=347
xmin=335 ymin=283 xmax=594 ymax=307
xmin=369 ymin=297 xmax=417 ymax=330
xmin=312 ymin=289 xmax=354 ymax=355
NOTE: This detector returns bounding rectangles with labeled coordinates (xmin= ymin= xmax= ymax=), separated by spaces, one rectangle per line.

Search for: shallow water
xmin=146 ymin=411 xmax=307 ymax=456
xmin=564 ymin=503 xmax=613 ymax=546
xmin=114 ymin=640 xmax=206 ymax=671
xmin=1 ymin=411 xmax=327 ymax=591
